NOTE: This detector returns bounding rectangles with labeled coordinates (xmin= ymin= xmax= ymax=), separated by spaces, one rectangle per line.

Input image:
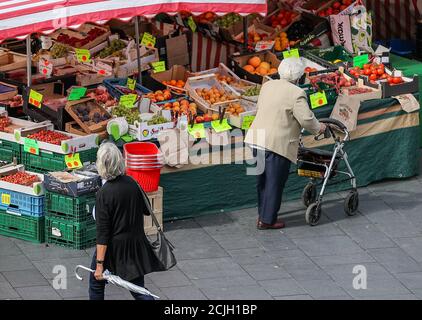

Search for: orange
xmin=259 ymin=62 xmax=271 ymax=71
xmin=248 ymin=56 xmax=261 ymax=68
xmin=268 ymin=68 xmax=278 ymax=75
xmin=243 ymin=64 xmax=255 ymax=73
xmin=255 ymin=66 xmax=268 ymax=76
xmin=169 ymin=80 xmax=177 ymax=86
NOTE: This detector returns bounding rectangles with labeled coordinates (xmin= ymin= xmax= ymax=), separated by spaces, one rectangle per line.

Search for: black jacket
xmin=95 ymin=175 xmax=161 ymax=281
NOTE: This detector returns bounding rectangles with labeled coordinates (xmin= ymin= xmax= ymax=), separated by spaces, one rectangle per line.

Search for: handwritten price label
xmin=39 ymin=58 xmax=53 ymax=77
xmin=68 ymin=87 xmax=87 ymax=101
xmin=241 ymin=115 xmax=256 ymax=130
xmin=188 ymin=16 xmax=197 ymax=32
xmin=211 ymin=119 xmax=232 ymax=133
xmin=29 ymin=89 xmax=43 ymax=108
xmin=282 ymin=48 xmax=300 ymax=59
xmin=151 ymin=61 xmax=166 ymax=73
xmin=141 ymin=32 xmax=156 ymax=47
xmin=126 ymin=78 xmax=136 ymax=91
xmin=75 ymin=48 xmax=91 ymax=63
xmin=120 ymin=94 xmax=138 ymax=108
xmin=353 ymin=54 xmax=369 ymax=68
xmin=187 ymin=123 xmax=205 ymax=138
xmin=24 ymin=138 xmax=39 ymax=155
xmin=310 ymin=91 xmax=328 ymax=109
xmin=255 ymin=41 xmax=275 ymax=52
xmin=65 ymin=153 xmax=83 ymax=169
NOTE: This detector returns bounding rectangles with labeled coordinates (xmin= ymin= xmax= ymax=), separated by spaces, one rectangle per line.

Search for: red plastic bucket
xmin=126 ymin=168 xmax=161 ymax=192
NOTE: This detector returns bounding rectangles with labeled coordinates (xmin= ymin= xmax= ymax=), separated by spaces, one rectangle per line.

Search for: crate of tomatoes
xmin=0 ymin=164 xmax=45 ymax=217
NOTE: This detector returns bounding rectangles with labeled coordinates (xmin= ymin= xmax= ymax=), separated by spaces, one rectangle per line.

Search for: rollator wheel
xmin=344 ymin=190 xmax=359 ymax=216
xmin=302 ymin=182 xmax=317 ymax=207
xmin=305 ymin=203 xmax=322 ymax=226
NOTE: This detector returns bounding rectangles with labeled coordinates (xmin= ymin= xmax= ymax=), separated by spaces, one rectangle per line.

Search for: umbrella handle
xmin=75 ymin=265 xmax=95 ymax=281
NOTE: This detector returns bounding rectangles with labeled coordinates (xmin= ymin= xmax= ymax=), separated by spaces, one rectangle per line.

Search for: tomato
xmin=363 ymin=64 xmax=371 ymax=70
xmin=333 ymin=1 xmax=341 ymax=9
xmin=376 ymin=68 xmax=385 ymax=76
xmin=363 ymin=69 xmax=372 ymax=76
xmin=379 ymin=73 xmax=388 ymax=80
xmin=387 ymin=76 xmax=395 ymax=84
xmin=349 ymin=69 xmax=356 ymax=76
xmin=369 ymin=74 xmax=378 ymax=81
xmin=393 ymin=77 xmax=403 ymax=84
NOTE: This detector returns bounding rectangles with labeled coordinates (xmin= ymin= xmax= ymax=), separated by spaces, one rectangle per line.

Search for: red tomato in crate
xmin=369 ymin=74 xmax=378 ymax=81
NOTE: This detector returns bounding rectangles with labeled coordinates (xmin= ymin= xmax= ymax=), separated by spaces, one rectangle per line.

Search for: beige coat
xmin=244 ymin=79 xmax=321 ymax=164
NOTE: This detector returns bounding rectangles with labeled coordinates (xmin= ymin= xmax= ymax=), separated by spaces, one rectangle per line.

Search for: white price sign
xmin=255 ymin=40 xmax=275 ymax=52
xmin=38 ymin=58 xmax=53 ymax=77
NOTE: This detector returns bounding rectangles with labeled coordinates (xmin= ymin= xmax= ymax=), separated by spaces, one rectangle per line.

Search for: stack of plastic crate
xmin=0 ymin=165 xmax=45 ymax=243
xmin=43 ymin=171 xmax=102 ymax=250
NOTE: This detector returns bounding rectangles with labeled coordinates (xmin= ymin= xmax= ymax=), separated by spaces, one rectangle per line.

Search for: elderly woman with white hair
xmin=89 ymin=142 xmax=160 ymax=300
xmin=244 ymin=57 xmax=326 ymax=230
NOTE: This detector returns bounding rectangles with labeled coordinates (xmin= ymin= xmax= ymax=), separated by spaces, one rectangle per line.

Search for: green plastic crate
xmin=45 ymin=191 xmax=96 ymax=223
xmin=45 ymin=216 xmax=96 ymax=250
xmin=0 ymin=210 xmax=45 ymax=243
xmin=21 ymin=147 xmax=98 ymax=173
xmin=0 ymin=139 xmax=21 ymax=163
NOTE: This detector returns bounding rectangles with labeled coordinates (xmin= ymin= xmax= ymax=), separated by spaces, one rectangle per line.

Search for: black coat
xmin=95 ymin=175 xmax=161 ymax=281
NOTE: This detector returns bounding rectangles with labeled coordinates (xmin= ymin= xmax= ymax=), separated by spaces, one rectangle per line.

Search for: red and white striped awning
xmin=0 ymin=0 xmax=267 ymax=42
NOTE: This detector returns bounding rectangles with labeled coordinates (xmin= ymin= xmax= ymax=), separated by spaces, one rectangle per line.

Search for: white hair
xmin=278 ymin=57 xmax=305 ymax=83
xmin=96 ymin=143 xmax=125 ymax=181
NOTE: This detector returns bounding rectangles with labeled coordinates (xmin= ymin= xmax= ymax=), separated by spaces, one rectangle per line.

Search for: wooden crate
xmin=144 ymin=187 xmax=163 ymax=236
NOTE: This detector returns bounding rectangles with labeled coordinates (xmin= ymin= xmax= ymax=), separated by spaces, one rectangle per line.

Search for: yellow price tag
xmin=211 ymin=119 xmax=232 ymax=133
xmin=282 ymin=48 xmax=300 ymax=59
xmin=187 ymin=123 xmax=205 ymax=138
xmin=141 ymin=32 xmax=156 ymax=47
xmin=127 ymin=78 xmax=136 ymax=91
xmin=120 ymin=94 xmax=138 ymax=108
xmin=151 ymin=61 xmax=166 ymax=73
xmin=242 ymin=115 xmax=255 ymax=130
xmin=1 ymin=193 xmax=11 ymax=205
xmin=310 ymin=91 xmax=328 ymax=109
xmin=29 ymin=89 xmax=43 ymax=108
xmin=75 ymin=48 xmax=91 ymax=63
xmin=188 ymin=16 xmax=197 ymax=32
xmin=65 ymin=153 xmax=83 ymax=169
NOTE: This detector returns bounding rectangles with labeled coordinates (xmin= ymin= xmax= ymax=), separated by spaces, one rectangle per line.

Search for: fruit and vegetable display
xmin=243 ymin=86 xmax=261 ymax=97
xmin=56 ymin=27 xmax=107 ymax=48
xmin=348 ymin=63 xmax=404 ymax=85
xmin=238 ymin=31 xmax=271 ymax=46
xmin=274 ymin=32 xmax=298 ymax=52
xmin=304 ymin=67 xmax=318 ymax=73
xmin=163 ymin=99 xmax=197 ymax=115
xmin=267 ymin=9 xmax=299 ymax=29
xmin=344 ymin=87 xmax=374 ymax=95
xmin=144 ymin=90 xmax=173 ymax=103
xmin=308 ymin=71 xmax=356 ymax=91
xmin=112 ymin=105 xmax=140 ymax=125
xmin=195 ymin=87 xmax=237 ymax=105
xmin=318 ymin=0 xmax=354 ymax=17
xmin=50 ymin=43 xmax=69 ymax=59
xmin=194 ymin=114 xmax=218 ymax=124
xmin=27 ymin=130 xmax=71 ymax=145
xmin=87 ymin=87 xmax=117 ymax=108
xmin=224 ymin=102 xmax=245 ymax=116
xmin=98 ymin=39 xmax=126 ymax=59
xmin=144 ymin=114 xmax=170 ymax=125
xmin=216 ymin=13 xmax=242 ymax=28
xmin=3 ymin=95 xmax=23 ymax=108
xmin=162 ymin=79 xmax=186 ymax=89
xmin=0 ymin=116 xmax=10 ymax=132
xmin=242 ymin=56 xmax=278 ymax=76
xmin=0 ymin=171 xmax=40 ymax=186
xmin=73 ymin=101 xmax=112 ymax=125
xmin=195 ymin=12 xmax=217 ymax=24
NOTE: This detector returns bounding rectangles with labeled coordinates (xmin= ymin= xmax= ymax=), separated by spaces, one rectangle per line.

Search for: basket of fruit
xmin=65 ymin=98 xmax=112 ymax=135
xmin=185 ymin=74 xmax=240 ymax=113
xmin=103 ymin=78 xmax=151 ymax=100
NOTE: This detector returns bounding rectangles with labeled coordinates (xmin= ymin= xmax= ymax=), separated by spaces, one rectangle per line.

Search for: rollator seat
xmin=298 ymin=147 xmax=341 ymax=160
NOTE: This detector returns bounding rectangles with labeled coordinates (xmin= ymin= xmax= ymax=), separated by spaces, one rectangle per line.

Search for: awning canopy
xmin=0 ymin=0 xmax=268 ymax=42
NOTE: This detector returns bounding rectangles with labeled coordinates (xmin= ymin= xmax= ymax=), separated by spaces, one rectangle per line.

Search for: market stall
xmin=0 ymin=0 xmax=420 ymax=248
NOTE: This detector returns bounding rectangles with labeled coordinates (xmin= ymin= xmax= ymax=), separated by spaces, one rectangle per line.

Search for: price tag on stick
xmin=68 ymin=87 xmax=87 ymax=101
xmin=188 ymin=16 xmax=197 ymax=32
xmin=65 ymin=153 xmax=83 ymax=169
xmin=151 ymin=61 xmax=166 ymax=73
xmin=282 ymin=48 xmax=300 ymax=59
xmin=242 ymin=115 xmax=256 ymax=130
xmin=141 ymin=32 xmax=156 ymax=47
xmin=310 ymin=91 xmax=328 ymax=109
xmin=353 ymin=54 xmax=369 ymax=68
xmin=127 ymin=78 xmax=136 ymax=91
xmin=24 ymin=138 xmax=39 ymax=155
xmin=75 ymin=48 xmax=91 ymax=63
xmin=120 ymin=94 xmax=138 ymax=108
xmin=29 ymin=89 xmax=43 ymax=108
xmin=39 ymin=58 xmax=53 ymax=77
xmin=211 ymin=119 xmax=232 ymax=133
xmin=188 ymin=123 xmax=206 ymax=138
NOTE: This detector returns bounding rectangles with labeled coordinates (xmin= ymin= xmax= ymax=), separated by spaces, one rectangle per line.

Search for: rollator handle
xmin=319 ymin=118 xmax=347 ymax=132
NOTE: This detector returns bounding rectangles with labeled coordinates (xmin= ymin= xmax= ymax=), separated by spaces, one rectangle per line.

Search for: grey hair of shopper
xmin=96 ymin=143 xmax=125 ymax=181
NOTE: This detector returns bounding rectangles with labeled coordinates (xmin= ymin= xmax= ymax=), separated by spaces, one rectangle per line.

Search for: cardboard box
xmin=166 ymin=33 xmax=190 ymax=68
xmin=0 ymin=81 xmax=18 ymax=101
xmin=128 ymin=113 xmax=175 ymax=141
xmin=51 ymin=23 xmax=111 ymax=50
xmin=341 ymin=79 xmax=382 ymax=101
xmin=263 ymin=3 xmax=301 ymax=31
xmin=228 ymin=99 xmax=257 ymax=128
xmin=219 ymin=17 xmax=254 ymax=43
xmin=43 ymin=170 xmax=102 ymax=197
xmin=145 ymin=65 xmax=190 ymax=92
xmin=0 ymin=165 xmax=44 ymax=196
xmin=65 ymin=121 xmax=108 ymax=141
xmin=0 ymin=113 xmax=40 ymax=143
xmin=234 ymin=20 xmax=277 ymax=45
xmin=114 ymin=46 xmax=159 ymax=78
xmin=0 ymin=51 xmax=27 ymax=72
xmin=300 ymin=0 xmax=336 ymax=13
xmin=229 ymin=50 xmax=281 ymax=84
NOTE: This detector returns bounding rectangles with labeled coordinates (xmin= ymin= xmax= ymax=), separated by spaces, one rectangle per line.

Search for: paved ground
xmin=1 ymin=167 xmax=422 ymax=300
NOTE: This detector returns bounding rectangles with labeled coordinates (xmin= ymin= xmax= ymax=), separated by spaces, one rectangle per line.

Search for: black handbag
xmin=139 ymin=187 xmax=177 ymax=272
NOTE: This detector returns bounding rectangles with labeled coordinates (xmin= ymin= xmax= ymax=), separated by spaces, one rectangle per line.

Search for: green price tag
xmin=211 ymin=119 xmax=232 ymax=133
xmin=120 ymin=94 xmax=138 ymax=108
xmin=65 ymin=153 xmax=83 ymax=169
xmin=242 ymin=115 xmax=256 ymax=130
xmin=75 ymin=48 xmax=91 ymax=63
xmin=353 ymin=54 xmax=369 ymax=68
xmin=121 ymin=134 xmax=134 ymax=143
xmin=24 ymin=138 xmax=39 ymax=155
xmin=282 ymin=48 xmax=300 ymax=59
xmin=126 ymin=78 xmax=136 ymax=91
xmin=68 ymin=87 xmax=87 ymax=101
xmin=29 ymin=89 xmax=43 ymax=108
xmin=141 ymin=32 xmax=156 ymax=47
xmin=151 ymin=61 xmax=166 ymax=73
xmin=188 ymin=16 xmax=197 ymax=32
xmin=310 ymin=91 xmax=328 ymax=109
xmin=188 ymin=123 xmax=205 ymax=138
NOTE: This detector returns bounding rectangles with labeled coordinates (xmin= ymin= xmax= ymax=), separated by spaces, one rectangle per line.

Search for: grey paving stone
xmin=291 ymin=235 xmax=364 ymax=257
xmin=201 ymin=285 xmax=273 ymax=300
xmin=258 ymin=278 xmax=306 ymax=296
xmin=0 ymin=273 xmax=7 ymax=283
xmin=15 ymin=241 xmax=89 ymax=261
xmin=16 ymin=285 xmax=62 ymax=300
xmin=312 ymin=252 xmax=376 ymax=267
xmin=0 ymin=282 xmax=20 ymax=299
xmin=368 ymin=247 xmax=422 ymax=274
xmin=256 ymin=235 xmax=297 ymax=251
xmin=341 ymin=278 xmax=412 ymax=299
xmin=147 ymin=270 xmax=192 ymax=288
xmin=32 ymin=256 xmax=91 ymax=280
xmin=192 ymin=275 xmax=257 ymax=289
xmin=273 ymin=294 xmax=313 ymax=300
xmin=395 ymin=272 xmax=422 ymax=290
xmin=241 ymin=263 xmax=291 ymax=281
xmin=283 ymin=264 xmax=331 ymax=281
xmin=411 ymin=289 xmax=422 ymax=299
xmin=210 ymin=234 xmax=260 ymax=250
xmin=0 ymin=236 xmax=22 ymax=257
xmin=296 ymin=279 xmax=350 ymax=298
xmin=339 ymin=223 xmax=397 ymax=249
xmin=227 ymin=247 xmax=278 ymax=266
xmin=276 ymin=253 xmax=317 ymax=270
xmin=281 ymin=222 xmax=345 ymax=239
xmin=395 ymin=237 xmax=422 ymax=263
xmin=177 ymin=257 xmax=250 ymax=280
xmin=0 ymin=255 xmax=34 ymax=272
xmin=357 ymin=294 xmax=418 ymax=300
xmin=161 ymin=286 xmax=208 ymax=300
xmin=2 ymin=269 xmax=49 ymax=288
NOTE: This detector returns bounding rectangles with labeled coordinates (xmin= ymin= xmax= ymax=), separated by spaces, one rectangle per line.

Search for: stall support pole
xmin=26 ymin=36 xmax=32 ymax=86
xmin=134 ymin=16 xmax=142 ymax=85
xmin=242 ymin=15 xmax=248 ymax=53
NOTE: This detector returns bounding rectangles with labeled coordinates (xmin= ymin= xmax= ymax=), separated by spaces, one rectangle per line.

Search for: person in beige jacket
xmin=245 ymin=57 xmax=326 ymax=230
